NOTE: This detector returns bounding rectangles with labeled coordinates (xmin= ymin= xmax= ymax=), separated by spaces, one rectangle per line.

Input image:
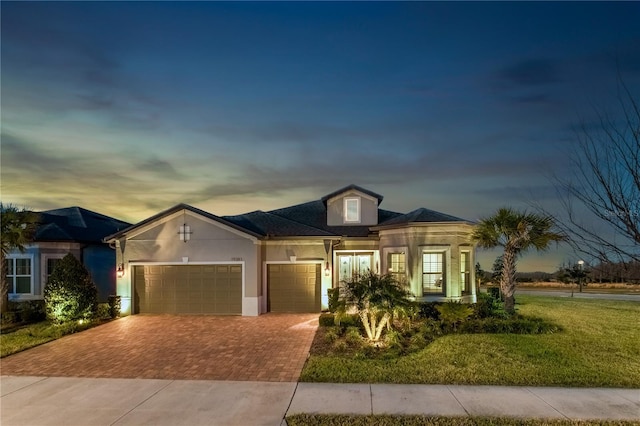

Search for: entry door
xmin=338 ymin=253 xmax=373 ymax=283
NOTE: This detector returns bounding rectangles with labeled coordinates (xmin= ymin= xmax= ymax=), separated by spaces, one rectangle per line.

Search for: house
xmin=105 ymin=185 xmax=477 ymax=316
xmin=6 ymin=207 xmax=131 ymax=303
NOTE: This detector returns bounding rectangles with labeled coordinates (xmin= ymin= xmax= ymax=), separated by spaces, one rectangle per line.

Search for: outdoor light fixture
xmin=324 ymin=261 xmax=331 ymax=277
xmin=178 ymin=224 xmax=192 ymax=242
xmin=116 ymin=263 xmax=125 ymax=278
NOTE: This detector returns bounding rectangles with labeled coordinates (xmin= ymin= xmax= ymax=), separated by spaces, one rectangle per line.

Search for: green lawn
xmin=287 ymin=414 xmax=637 ymax=426
xmin=1 ymin=319 xmax=109 ymax=358
xmin=287 ymin=414 xmax=638 ymax=426
xmin=300 ymin=295 xmax=640 ymax=387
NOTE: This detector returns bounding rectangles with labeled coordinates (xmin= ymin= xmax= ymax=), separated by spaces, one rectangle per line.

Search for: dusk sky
xmin=2 ymin=2 xmax=639 ymax=272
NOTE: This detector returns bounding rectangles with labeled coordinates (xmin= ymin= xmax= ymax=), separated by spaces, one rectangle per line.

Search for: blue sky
xmin=2 ymin=2 xmax=639 ymax=272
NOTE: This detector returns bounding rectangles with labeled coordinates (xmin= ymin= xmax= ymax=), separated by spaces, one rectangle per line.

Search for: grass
xmin=286 ymin=414 xmax=638 ymax=426
xmin=300 ymin=295 xmax=640 ymax=387
xmin=0 ymin=318 xmax=110 ymax=358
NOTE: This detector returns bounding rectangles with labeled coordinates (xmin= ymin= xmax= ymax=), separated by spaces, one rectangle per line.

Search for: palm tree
xmin=1 ymin=204 xmax=39 ymax=313
xmin=340 ymin=271 xmax=413 ymax=343
xmin=472 ymin=208 xmax=566 ymax=313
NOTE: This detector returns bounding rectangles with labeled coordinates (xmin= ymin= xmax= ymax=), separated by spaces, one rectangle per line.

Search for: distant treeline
xmin=480 ymin=260 xmax=640 ymax=284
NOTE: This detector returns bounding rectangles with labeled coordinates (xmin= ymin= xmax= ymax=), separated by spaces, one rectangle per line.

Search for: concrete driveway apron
xmin=0 ymin=314 xmax=318 ymax=382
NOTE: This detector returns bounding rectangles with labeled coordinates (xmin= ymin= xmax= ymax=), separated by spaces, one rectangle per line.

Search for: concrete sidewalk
xmin=1 ymin=376 xmax=639 ymax=426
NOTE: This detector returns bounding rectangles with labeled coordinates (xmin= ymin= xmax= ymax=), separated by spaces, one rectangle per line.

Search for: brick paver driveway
xmin=1 ymin=314 xmax=318 ymax=382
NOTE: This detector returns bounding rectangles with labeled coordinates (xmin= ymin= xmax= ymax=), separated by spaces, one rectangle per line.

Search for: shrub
xmin=44 ymin=254 xmax=98 ymax=323
xmin=419 ymin=318 xmax=443 ymax=338
xmin=96 ymin=303 xmax=111 ymax=320
xmin=436 ymin=301 xmax=474 ymax=331
xmin=332 ymin=340 xmax=348 ymax=352
xmin=323 ymin=327 xmax=340 ymax=343
xmin=459 ymin=316 xmax=560 ymax=334
xmin=473 ymin=292 xmax=507 ymax=319
xmin=334 ymin=313 xmax=361 ymax=329
xmin=487 ymin=287 xmax=502 ymax=301
xmin=327 ymin=288 xmax=342 ymax=313
xmin=319 ymin=313 xmax=335 ymax=327
xmin=384 ymin=329 xmax=402 ymax=349
xmin=417 ymin=302 xmax=441 ymax=320
xmin=107 ymin=295 xmax=121 ymax=319
xmin=345 ymin=326 xmax=363 ymax=345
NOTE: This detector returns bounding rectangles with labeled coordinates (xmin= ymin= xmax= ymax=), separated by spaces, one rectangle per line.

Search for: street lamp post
xmin=578 ymin=260 xmax=585 ymax=293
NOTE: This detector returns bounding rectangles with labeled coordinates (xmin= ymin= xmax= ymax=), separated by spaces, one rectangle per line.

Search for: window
xmin=387 ymin=252 xmax=406 ymax=283
xmin=44 ymin=255 xmax=64 ymax=285
xmin=6 ymin=257 xmax=33 ymax=295
xmin=344 ymin=197 xmax=360 ymax=223
xmin=422 ymin=252 xmax=445 ymax=294
xmin=461 ymin=251 xmax=471 ymax=294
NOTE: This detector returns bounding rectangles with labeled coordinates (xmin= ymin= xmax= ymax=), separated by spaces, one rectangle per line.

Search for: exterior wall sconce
xmin=116 ymin=263 xmax=125 ymax=278
xmin=178 ymin=224 xmax=192 ymax=242
xmin=324 ymin=261 xmax=331 ymax=277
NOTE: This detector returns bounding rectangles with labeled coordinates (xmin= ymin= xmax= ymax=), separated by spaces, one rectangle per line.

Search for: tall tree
xmin=472 ymin=208 xmax=566 ymax=313
xmin=552 ymin=80 xmax=639 ymax=263
xmin=0 ymin=204 xmax=39 ymax=313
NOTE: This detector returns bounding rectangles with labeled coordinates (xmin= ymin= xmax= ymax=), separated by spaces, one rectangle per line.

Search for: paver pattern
xmin=0 ymin=314 xmax=318 ymax=382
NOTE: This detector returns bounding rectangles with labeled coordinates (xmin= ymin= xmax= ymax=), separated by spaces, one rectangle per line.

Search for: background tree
xmin=473 ymin=208 xmax=566 ymax=313
xmin=551 ymin=80 xmax=639 ymax=263
xmin=474 ymin=262 xmax=485 ymax=293
xmin=0 ymin=204 xmax=39 ymax=314
xmin=491 ymin=255 xmax=504 ymax=284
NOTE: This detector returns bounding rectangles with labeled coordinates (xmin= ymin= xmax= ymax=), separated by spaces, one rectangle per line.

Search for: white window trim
xmin=421 ymin=247 xmax=451 ymax=296
xmin=460 ymin=249 xmax=472 ymax=295
xmin=7 ymin=254 xmax=35 ymax=296
xmin=42 ymin=254 xmax=66 ymax=287
xmin=343 ymin=197 xmax=361 ymax=223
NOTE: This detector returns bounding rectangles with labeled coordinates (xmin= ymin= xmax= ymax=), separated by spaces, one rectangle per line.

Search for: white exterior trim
xmin=7 ymin=254 xmax=35 ymax=298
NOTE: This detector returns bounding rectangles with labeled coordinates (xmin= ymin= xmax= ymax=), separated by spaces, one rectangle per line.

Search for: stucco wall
xmin=116 ymin=210 xmax=260 ymax=314
xmin=379 ymin=224 xmax=476 ymax=301
xmin=326 ymin=190 xmax=378 ymax=226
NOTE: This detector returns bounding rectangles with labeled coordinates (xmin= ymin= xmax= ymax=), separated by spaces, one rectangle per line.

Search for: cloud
xmin=495 ymin=58 xmax=561 ymax=88
xmin=0 ymin=132 xmax=189 ymax=221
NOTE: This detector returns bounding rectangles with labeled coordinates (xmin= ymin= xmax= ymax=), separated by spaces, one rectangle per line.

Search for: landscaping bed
xmin=300 ymin=295 xmax=640 ymax=387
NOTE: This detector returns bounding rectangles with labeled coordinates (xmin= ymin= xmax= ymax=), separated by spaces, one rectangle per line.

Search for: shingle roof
xmin=104 ymin=186 xmax=468 ymax=241
xmin=266 ymin=200 xmax=403 ymax=237
xmin=223 ymin=210 xmax=335 ymax=237
xmin=36 ymin=207 xmax=131 ymax=243
xmin=376 ymin=207 xmax=468 ymax=227
xmin=104 ymin=203 xmax=263 ymax=241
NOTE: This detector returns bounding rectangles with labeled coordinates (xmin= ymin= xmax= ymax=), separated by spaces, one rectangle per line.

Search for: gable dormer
xmin=321 ymin=184 xmax=383 ymax=226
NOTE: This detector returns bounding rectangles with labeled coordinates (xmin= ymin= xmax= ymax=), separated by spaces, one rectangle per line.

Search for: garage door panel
xmin=134 ymin=265 xmax=242 ymax=315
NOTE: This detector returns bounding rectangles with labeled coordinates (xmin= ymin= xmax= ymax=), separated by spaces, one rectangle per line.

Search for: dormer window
xmin=344 ymin=197 xmax=360 ymax=223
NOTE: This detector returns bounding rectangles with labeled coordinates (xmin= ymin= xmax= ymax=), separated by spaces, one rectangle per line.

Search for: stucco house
xmin=105 ymin=185 xmax=477 ymax=316
xmin=6 ymin=207 xmax=130 ymax=303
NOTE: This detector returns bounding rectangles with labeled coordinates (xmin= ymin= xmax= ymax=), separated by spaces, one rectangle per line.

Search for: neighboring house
xmin=105 ymin=185 xmax=477 ymax=317
xmin=6 ymin=207 xmax=131 ymax=303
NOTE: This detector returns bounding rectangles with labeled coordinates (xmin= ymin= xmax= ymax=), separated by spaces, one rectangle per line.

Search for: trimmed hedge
xmin=44 ymin=254 xmax=98 ymax=323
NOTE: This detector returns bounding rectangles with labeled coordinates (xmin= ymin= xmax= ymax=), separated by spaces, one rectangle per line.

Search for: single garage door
xmin=268 ymin=263 xmax=320 ymax=313
xmin=134 ymin=265 xmax=242 ymax=314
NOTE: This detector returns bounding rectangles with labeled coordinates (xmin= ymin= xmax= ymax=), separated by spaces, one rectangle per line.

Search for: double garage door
xmin=134 ymin=265 xmax=242 ymax=315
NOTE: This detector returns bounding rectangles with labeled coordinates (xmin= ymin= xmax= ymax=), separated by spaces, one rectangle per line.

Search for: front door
xmin=337 ymin=252 xmax=374 ymax=284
